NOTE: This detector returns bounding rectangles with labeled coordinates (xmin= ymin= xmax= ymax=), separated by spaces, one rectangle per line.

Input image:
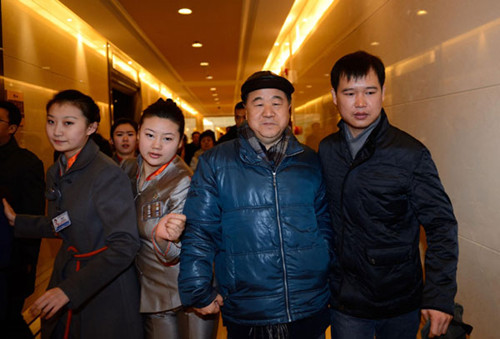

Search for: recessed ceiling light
xmin=192 ymin=41 xmax=203 ymax=48
xmin=417 ymin=10 xmax=428 ymax=16
xmin=284 ymin=42 xmax=290 ymax=46
xmin=370 ymin=41 xmax=380 ymax=46
xmin=128 ymin=61 xmax=132 ymax=65
xmin=210 ymin=87 xmax=217 ymax=91
xmin=178 ymin=8 xmax=192 ymax=15
xmin=206 ymin=75 xmax=213 ymax=80
xmin=324 ymin=73 xmax=329 ymax=77
xmin=212 ymin=93 xmax=218 ymax=96
xmin=306 ymin=85 xmax=312 ymax=88
xmin=200 ymin=62 xmax=209 ymax=66
xmin=67 ymin=18 xmax=72 ymax=22
xmin=274 ymin=42 xmax=279 ymax=46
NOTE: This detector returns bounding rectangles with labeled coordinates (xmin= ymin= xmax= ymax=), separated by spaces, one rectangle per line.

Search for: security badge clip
xmin=52 ymin=211 xmax=71 ymax=232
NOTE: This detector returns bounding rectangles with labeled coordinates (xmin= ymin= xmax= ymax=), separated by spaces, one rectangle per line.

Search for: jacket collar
xmin=238 ymin=126 xmax=303 ymax=166
xmin=338 ymin=109 xmax=390 ymax=166
xmin=136 ymin=154 xmax=180 ymax=183
xmin=56 ymin=138 xmax=100 ymax=177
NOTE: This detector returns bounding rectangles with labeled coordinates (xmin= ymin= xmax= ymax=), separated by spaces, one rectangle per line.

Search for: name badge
xmin=142 ymin=201 xmax=163 ymax=221
xmin=52 ymin=211 xmax=71 ymax=232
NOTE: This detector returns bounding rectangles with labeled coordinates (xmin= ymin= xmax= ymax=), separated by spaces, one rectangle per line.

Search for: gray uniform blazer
xmin=15 ymin=140 xmax=142 ymax=339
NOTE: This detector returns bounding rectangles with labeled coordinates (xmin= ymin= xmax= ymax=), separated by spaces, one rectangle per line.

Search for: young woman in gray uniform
xmin=124 ymin=99 xmax=218 ymax=339
xmin=2 ymin=90 xmax=143 ymax=338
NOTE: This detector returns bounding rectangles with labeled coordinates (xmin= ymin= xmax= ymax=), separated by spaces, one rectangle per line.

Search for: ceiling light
xmin=210 ymin=87 xmax=217 ymax=91
xmin=212 ymin=93 xmax=218 ymax=96
xmin=206 ymin=75 xmax=213 ymax=80
xmin=274 ymin=42 xmax=279 ymax=46
xmin=192 ymin=41 xmax=203 ymax=48
xmin=200 ymin=62 xmax=209 ymax=66
xmin=306 ymin=85 xmax=312 ymax=88
xmin=370 ymin=41 xmax=380 ymax=46
xmin=67 ymin=18 xmax=72 ymax=22
xmin=128 ymin=61 xmax=132 ymax=65
xmin=178 ymin=8 xmax=192 ymax=15
xmin=417 ymin=10 xmax=428 ymax=16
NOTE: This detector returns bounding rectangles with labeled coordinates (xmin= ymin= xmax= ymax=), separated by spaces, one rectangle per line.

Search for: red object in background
xmin=293 ymin=125 xmax=303 ymax=135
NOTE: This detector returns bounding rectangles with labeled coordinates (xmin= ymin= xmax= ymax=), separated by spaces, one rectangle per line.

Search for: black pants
xmin=225 ymin=309 xmax=329 ymax=339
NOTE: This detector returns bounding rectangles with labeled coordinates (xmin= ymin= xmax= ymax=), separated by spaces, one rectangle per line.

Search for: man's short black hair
xmin=0 ymin=101 xmax=22 ymax=126
xmin=330 ymin=51 xmax=385 ymax=92
xmin=234 ymin=101 xmax=245 ymax=111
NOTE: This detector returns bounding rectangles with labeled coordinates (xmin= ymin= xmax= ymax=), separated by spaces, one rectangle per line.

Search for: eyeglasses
xmin=0 ymin=119 xmax=9 ymax=124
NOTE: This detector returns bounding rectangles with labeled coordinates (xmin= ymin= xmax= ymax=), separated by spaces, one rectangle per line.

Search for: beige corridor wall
xmin=293 ymin=1 xmax=500 ymax=338
xmin=1 ymin=0 xmax=195 ymax=171
xmin=2 ymin=0 xmax=110 ymax=169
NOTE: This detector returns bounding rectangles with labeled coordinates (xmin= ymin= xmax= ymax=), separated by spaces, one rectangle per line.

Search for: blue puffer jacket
xmin=179 ymin=133 xmax=332 ymax=326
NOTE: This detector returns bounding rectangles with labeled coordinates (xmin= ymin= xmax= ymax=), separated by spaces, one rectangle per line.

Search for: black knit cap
xmin=241 ymin=71 xmax=294 ymax=102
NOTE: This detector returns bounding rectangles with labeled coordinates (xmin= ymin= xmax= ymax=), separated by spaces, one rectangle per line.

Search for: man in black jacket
xmin=0 ymin=101 xmax=45 ymax=338
xmin=319 ymin=51 xmax=458 ymax=339
xmin=217 ymin=101 xmax=246 ymax=144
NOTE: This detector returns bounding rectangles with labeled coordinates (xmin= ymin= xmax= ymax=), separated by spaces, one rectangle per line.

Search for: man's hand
xmin=2 ymin=198 xmax=16 ymax=226
xmin=422 ymin=309 xmax=453 ymax=338
xmin=30 ymin=287 xmax=70 ymax=319
xmin=194 ymin=294 xmax=224 ymax=315
xmin=155 ymin=213 xmax=186 ymax=243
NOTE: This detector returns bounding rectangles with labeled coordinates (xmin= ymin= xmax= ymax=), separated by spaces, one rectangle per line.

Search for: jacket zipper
xmin=338 ymin=137 xmax=371 ymax=308
xmin=273 ymin=170 xmax=292 ymax=322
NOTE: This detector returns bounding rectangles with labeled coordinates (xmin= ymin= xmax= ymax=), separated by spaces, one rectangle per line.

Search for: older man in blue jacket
xmin=179 ymin=71 xmax=333 ymax=339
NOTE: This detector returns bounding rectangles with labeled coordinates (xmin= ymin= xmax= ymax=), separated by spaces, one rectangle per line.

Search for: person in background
xmin=0 ymin=100 xmax=45 ymax=338
xmin=184 ymin=131 xmax=200 ymax=166
xmin=189 ymin=130 xmax=215 ymax=171
xmin=319 ymin=51 xmax=458 ymax=339
xmin=2 ymin=89 xmax=143 ymax=339
xmin=179 ymin=71 xmax=332 ymax=339
xmin=177 ymin=134 xmax=188 ymax=160
xmin=122 ymin=98 xmax=217 ymax=339
xmin=217 ymin=101 xmax=246 ymax=144
xmin=111 ymin=118 xmax=138 ymax=164
xmin=305 ymin=122 xmax=323 ymax=152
